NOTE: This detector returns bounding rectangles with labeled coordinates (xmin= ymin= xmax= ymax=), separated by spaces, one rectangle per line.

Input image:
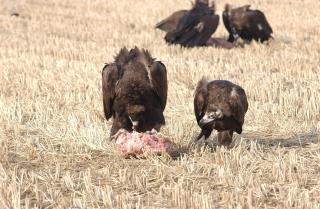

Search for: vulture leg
xmin=218 ymin=130 xmax=233 ymax=146
xmin=230 ymin=26 xmax=240 ymax=42
xmin=227 ymin=34 xmax=235 ymax=42
xmin=195 ymin=127 xmax=213 ymax=142
xmin=110 ymin=120 xmax=120 ymax=139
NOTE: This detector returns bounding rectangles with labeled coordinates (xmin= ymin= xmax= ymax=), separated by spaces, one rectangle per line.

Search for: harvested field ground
xmin=0 ymin=0 xmax=320 ymax=208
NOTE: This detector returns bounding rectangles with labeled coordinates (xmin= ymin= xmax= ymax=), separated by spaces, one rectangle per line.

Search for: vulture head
xmin=127 ymin=105 xmax=146 ymax=131
xmin=199 ymin=106 xmax=224 ymax=127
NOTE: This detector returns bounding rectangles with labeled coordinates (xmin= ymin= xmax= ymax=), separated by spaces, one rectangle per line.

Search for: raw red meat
xmin=206 ymin=38 xmax=235 ymax=49
xmin=114 ymin=129 xmax=176 ymax=158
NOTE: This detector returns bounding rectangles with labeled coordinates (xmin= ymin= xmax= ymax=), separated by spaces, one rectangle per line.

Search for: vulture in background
xmin=164 ymin=0 xmax=219 ymax=47
xmin=102 ymin=47 xmax=168 ymax=137
xmin=194 ymin=78 xmax=248 ymax=146
xmin=223 ymin=4 xmax=273 ymax=43
xmin=155 ymin=10 xmax=188 ymax=33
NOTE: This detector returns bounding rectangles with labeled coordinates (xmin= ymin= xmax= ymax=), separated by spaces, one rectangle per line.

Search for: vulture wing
xmin=228 ymin=86 xmax=248 ymax=128
xmin=165 ymin=2 xmax=219 ymax=47
xmin=165 ymin=14 xmax=219 ymax=47
xmin=222 ymin=10 xmax=232 ymax=33
xmin=194 ymin=79 xmax=208 ymax=124
xmin=229 ymin=5 xmax=251 ymax=30
xmin=246 ymin=10 xmax=273 ymax=42
xmin=102 ymin=63 xmax=120 ymax=120
xmin=155 ymin=10 xmax=188 ymax=32
xmin=149 ymin=61 xmax=168 ymax=110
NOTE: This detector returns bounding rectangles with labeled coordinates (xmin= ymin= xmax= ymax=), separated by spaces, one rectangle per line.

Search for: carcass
xmin=113 ymin=129 xmax=176 ymax=158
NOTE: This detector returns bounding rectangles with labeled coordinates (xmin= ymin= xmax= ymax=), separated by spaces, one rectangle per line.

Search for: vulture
xmin=102 ymin=47 xmax=168 ymax=137
xmin=155 ymin=10 xmax=188 ymax=33
xmin=223 ymin=4 xmax=273 ymax=43
xmin=194 ymin=78 xmax=248 ymax=146
xmin=164 ymin=0 xmax=219 ymax=47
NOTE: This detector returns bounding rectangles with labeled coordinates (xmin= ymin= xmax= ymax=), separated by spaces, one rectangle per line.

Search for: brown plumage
xmin=223 ymin=4 xmax=273 ymax=43
xmin=102 ymin=47 xmax=168 ymax=137
xmin=155 ymin=10 xmax=188 ymax=33
xmin=164 ymin=0 xmax=219 ymax=47
xmin=194 ymin=78 xmax=248 ymax=146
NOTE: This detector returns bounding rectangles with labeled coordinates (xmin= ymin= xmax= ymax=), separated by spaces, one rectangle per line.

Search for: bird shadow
xmin=243 ymin=133 xmax=319 ymax=149
xmin=171 ymin=132 xmax=320 ymax=159
xmin=170 ymin=145 xmax=190 ymax=160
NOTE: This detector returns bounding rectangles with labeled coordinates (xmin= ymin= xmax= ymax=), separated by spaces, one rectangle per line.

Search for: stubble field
xmin=0 ymin=0 xmax=320 ymax=208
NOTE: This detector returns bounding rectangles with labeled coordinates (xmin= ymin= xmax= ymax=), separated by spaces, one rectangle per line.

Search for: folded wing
xmin=246 ymin=10 xmax=273 ymax=42
xmin=155 ymin=10 xmax=188 ymax=32
xmin=165 ymin=14 xmax=219 ymax=47
xmin=194 ymin=78 xmax=208 ymax=124
xmin=102 ymin=63 xmax=120 ymax=120
xmin=149 ymin=61 xmax=168 ymax=110
xmin=164 ymin=2 xmax=219 ymax=47
xmin=228 ymin=87 xmax=248 ymax=129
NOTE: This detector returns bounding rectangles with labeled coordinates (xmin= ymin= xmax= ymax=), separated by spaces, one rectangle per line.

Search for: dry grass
xmin=0 ymin=0 xmax=320 ymax=208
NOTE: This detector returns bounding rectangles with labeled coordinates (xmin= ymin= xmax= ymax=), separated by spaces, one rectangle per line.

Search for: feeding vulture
xmin=102 ymin=47 xmax=168 ymax=137
xmin=164 ymin=0 xmax=219 ymax=47
xmin=223 ymin=4 xmax=273 ymax=43
xmin=194 ymin=78 xmax=248 ymax=146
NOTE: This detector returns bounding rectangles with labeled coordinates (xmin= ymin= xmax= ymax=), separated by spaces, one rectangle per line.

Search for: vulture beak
xmin=146 ymin=128 xmax=158 ymax=135
xmin=129 ymin=116 xmax=139 ymax=131
xmin=199 ymin=114 xmax=216 ymax=127
xmin=199 ymin=110 xmax=223 ymax=127
xmin=110 ymin=129 xmax=127 ymax=141
xmin=131 ymin=121 xmax=139 ymax=131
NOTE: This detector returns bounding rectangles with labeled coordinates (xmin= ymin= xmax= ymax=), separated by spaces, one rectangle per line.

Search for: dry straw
xmin=0 ymin=0 xmax=319 ymax=208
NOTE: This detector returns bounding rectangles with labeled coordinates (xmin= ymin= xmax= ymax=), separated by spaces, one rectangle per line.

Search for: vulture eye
xmin=209 ymin=113 xmax=215 ymax=119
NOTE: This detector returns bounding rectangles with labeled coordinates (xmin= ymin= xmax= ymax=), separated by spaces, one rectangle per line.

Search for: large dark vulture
xmin=155 ymin=10 xmax=188 ymax=33
xmin=194 ymin=78 xmax=248 ymax=146
xmin=102 ymin=47 xmax=168 ymax=137
xmin=164 ymin=0 xmax=219 ymax=47
xmin=223 ymin=4 xmax=273 ymax=43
